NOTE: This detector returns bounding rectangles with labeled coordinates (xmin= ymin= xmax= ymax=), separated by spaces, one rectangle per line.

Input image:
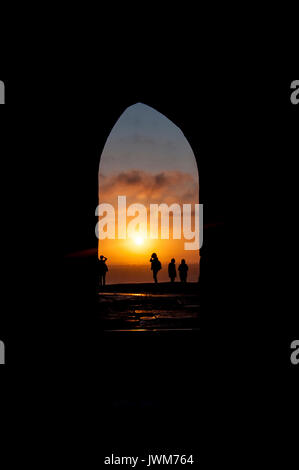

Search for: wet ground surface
xmin=98 ymin=283 xmax=200 ymax=331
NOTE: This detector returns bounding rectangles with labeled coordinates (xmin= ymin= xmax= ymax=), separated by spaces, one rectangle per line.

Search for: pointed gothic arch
xmin=98 ymin=102 xmax=200 ymax=283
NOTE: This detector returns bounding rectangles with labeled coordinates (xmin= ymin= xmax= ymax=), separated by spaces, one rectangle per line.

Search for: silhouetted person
xmin=178 ymin=259 xmax=188 ymax=283
xmin=150 ymin=252 xmax=161 ymax=283
xmin=99 ymin=255 xmax=108 ymax=286
xmin=168 ymin=258 xmax=177 ymax=282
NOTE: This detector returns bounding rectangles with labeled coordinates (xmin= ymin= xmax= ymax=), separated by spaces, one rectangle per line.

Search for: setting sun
xmin=133 ymin=235 xmax=145 ymax=246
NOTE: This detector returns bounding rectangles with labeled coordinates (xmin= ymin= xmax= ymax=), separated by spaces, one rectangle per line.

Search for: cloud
xmin=116 ymin=170 xmax=142 ymax=185
xmin=99 ymin=170 xmax=198 ymax=205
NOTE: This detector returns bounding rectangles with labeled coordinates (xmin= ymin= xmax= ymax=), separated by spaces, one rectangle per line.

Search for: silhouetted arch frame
xmin=97 ymin=102 xmax=201 ymax=273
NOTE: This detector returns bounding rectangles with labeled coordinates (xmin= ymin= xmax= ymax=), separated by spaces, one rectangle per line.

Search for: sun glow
xmin=133 ymin=235 xmax=145 ymax=246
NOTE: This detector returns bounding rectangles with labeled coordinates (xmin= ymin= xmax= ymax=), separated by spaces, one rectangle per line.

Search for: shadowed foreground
xmin=62 ymin=260 xmax=203 ymax=450
xmin=98 ymin=282 xmax=200 ymax=331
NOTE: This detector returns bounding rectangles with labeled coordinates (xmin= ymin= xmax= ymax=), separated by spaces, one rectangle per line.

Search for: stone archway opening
xmin=97 ymin=103 xmax=200 ymax=284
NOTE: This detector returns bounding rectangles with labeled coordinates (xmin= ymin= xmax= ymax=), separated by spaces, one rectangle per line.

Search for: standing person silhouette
xmin=99 ymin=255 xmax=108 ymax=287
xmin=178 ymin=259 xmax=188 ymax=283
xmin=168 ymin=258 xmax=177 ymax=283
xmin=150 ymin=253 xmax=161 ymax=283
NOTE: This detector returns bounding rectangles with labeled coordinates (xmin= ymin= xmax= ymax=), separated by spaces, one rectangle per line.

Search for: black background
xmin=0 ymin=60 xmax=298 ymax=467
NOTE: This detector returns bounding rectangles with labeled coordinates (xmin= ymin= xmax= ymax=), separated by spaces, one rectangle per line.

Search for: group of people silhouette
xmin=98 ymin=253 xmax=189 ymax=285
xmin=150 ymin=253 xmax=188 ymax=284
